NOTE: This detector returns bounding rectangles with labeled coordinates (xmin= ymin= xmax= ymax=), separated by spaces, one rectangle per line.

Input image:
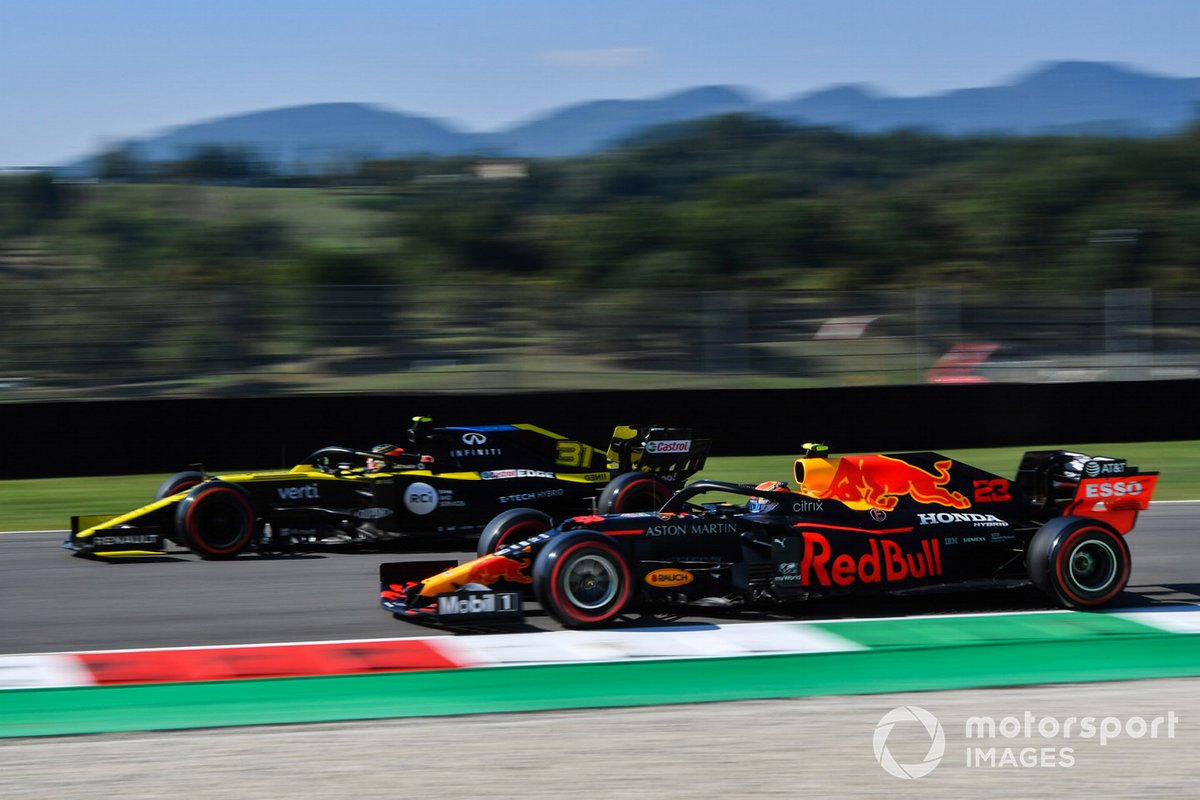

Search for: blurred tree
xmin=0 ymin=172 xmax=67 ymax=236
xmin=96 ymin=145 xmax=148 ymax=182
xmin=159 ymin=144 xmax=272 ymax=183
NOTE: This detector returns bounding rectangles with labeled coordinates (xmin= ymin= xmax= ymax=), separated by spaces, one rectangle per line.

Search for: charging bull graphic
xmin=408 ymin=554 xmax=534 ymax=600
xmin=797 ymin=454 xmax=971 ymax=511
xmin=464 ymin=554 xmax=533 ymax=586
xmin=382 ymin=553 xmax=533 ymax=604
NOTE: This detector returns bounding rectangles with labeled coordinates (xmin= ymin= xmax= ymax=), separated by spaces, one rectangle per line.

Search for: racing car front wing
xmin=380 ymin=560 xmax=524 ymax=623
xmin=63 ymin=516 xmax=167 ymax=557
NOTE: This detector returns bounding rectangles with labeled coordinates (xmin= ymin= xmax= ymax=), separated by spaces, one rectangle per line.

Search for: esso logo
xmin=1083 ymin=479 xmax=1144 ymax=498
xmin=403 ymin=482 xmax=439 ymax=515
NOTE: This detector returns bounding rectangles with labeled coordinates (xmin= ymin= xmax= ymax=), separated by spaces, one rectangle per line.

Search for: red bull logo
xmin=418 ymin=554 xmax=532 ymax=597
xmin=798 ymin=531 xmax=942 ymax=587
xmin=797 ymin=455 xmax=971 ymax=511
xmin=465 ymin=554 xmax=533 ymax=586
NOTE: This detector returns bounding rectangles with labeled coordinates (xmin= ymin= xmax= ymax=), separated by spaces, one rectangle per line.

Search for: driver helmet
xmin=747 ymin=480 xmax=789 ymax=513
xmin=367 ymin=443 xmax=406 ymax=471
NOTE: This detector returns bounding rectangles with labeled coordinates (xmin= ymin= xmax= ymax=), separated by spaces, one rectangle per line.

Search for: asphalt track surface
xmin=2 ymin=502 xmax=1197 ymax=654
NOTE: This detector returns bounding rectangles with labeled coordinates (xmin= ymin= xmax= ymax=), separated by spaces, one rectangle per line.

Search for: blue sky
xmin=3 ymin=0 xmax=1199 ymax=166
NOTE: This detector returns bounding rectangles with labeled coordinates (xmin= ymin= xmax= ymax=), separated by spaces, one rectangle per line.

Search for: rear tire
xmin=155 ymin=471 xmax=205 ymax=500
xmin=175 ymin=481 xmax=257 ymax=560
xmin=597 ymin=472 xmax=673 ymax=514
xmin=1026 ymin=516 xmax=1130 ymax=609
xmin=533 ymin=531 xmax=632 ymax=628
xmin=476 ymin=508 xmax=553 ymax=558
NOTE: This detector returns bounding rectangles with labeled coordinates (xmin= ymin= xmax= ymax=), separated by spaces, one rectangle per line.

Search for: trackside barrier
xmin=5 ymin=379 xmax=1200 ymax=479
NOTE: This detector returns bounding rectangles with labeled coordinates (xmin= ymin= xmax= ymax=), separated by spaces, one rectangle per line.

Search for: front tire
xmin=175 ymin=481 xmax=257 ymax=560
xmin=597 ymin=472 xmax=673 ymax=514
xmin=155 ymin=470 xmax=205 ymax=500
xmin=1026 ymin=516 xmax=1130 ymax=609
xmin=476 ymin=508 xmax=553 ymax=558
xmin=533 ymin=531 xmax=632 ymax=628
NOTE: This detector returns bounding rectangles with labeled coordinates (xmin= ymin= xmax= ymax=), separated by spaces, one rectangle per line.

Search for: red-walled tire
xmin=476 ymin=508 xmax=553 ymax=558
xmin=175 ymin=481 xmax=257 ymax=560
xmin=155 ymin=471 xmax=205 ymax=501
xmin=1026 ymin=516 xmax=1130 ymax=609
xmin=597 ymin=472 xmax=673 ymax=514
xmin=533 ymin=531 xmax=632 ymax=628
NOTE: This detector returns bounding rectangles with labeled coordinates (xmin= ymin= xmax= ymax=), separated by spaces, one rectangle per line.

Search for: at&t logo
xmin=873 ymin=705 xmax=945 ymax=779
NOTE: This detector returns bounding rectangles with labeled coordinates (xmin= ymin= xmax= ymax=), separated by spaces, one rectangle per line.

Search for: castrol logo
xmin=645 ymin=440 xmax=691 ymax=454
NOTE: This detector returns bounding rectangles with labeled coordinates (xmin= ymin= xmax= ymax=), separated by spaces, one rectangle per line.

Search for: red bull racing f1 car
xmin=65 ymin=419 xmax=708 ymax=559
xmin=380 ymin=446 xmax=1157 ymax=627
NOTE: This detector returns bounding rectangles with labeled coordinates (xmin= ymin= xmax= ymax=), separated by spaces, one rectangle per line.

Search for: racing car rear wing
xmin=1016 ymin=450 xmax=1158 ymax=533
xmin=607 ymin=425 xmax=710 ymax=482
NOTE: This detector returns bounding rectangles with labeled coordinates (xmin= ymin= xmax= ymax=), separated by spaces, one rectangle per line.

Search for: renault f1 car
xmin=65 ymin=418 xmax=709 ymax=559
xmin=380 ymin=446 xmax=1157 ymax=627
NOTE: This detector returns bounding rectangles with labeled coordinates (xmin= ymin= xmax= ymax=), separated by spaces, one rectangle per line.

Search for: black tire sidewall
xmin=597 ymin=472 xmax=673 ymax=514
xmin=476 ymin=507 xmax=553 ymax=558
xmin=155 ymin=470 xmax=205 ymax=501
xmin=175 ymin=481 xmax=256 ymax=559
xmin=533 ymin=531 xmax=632 ymax=628
xmin=1026 ymin=516 xmax=1129 ymax=608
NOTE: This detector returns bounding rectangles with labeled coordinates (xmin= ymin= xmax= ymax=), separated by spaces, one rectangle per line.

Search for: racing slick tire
xmin=476 ymin=508 xmax=554 ymax=558
xmin=597 ymin=471 xmax=673 ymax=514
xmin=533 ymin=531 xmax=633 ymax=628
xmin=155 ymin=470 xmax=205 ymax=500
xmin=175 ymin=480 xmax=257 ymax=560
xmin=1025 ymin=516 xmax=1130 ymax=609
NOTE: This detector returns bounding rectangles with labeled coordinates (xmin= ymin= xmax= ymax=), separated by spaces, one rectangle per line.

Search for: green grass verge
xmin=1 ymin=440 xmax=1193 ymax=532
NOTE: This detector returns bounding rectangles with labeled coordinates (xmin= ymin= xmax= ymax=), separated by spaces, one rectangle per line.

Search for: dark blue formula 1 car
xmin=380 ymin=446 xmax=1156 ymax=627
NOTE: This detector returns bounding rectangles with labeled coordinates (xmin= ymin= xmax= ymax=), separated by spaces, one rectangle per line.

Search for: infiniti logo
xmin=462 ymin=432 xmax=488 ymax=445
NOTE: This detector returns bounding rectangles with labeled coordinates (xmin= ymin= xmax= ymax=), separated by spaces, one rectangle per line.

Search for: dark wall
xmin=5 ymin=380 xmax=1199 ymax=479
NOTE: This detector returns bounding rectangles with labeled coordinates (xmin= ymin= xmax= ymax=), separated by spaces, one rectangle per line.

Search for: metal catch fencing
xmin=0 ymin=284 xmax=1195 ymax=400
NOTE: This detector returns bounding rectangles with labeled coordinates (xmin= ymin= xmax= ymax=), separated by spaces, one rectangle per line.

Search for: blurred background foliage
xmin=2 ymin=114 xmax=1200 ymax=398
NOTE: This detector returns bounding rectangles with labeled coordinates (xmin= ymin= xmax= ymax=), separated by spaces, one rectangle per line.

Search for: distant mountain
xmin=67 ymin=61 xmax=1200 ymax=172
xmin=91 ymin=103 xmax=482 ymax=170
xmin=764 ymin=61 xmax=1200 ymax=135
xmin=491 ymin=85 xmax=755 ymax=157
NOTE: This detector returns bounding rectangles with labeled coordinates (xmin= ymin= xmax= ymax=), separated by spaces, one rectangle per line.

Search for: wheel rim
xmin=1066 ymin=539 xmax=1118 ymax=593
xmin=562 ymin=553 xmax=619 ymax=610
xmin=191 ymin=495 xmax=249 ymax=550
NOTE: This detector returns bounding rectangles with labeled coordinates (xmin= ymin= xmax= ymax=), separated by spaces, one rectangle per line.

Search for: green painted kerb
xmin=4 ymin=629 xmax=1200 ymax=738
xmin=807 ymin=610 xmax=1161 ymax=649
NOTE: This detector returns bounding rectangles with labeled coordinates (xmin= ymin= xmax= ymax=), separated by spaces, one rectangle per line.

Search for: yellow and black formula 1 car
xmin=64 ymin=418 xmax=709 ymax=560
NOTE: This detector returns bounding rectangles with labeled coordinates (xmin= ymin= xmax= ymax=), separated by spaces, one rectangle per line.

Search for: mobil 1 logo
xmin=436 ymin=590 xmax=522 ymax=619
